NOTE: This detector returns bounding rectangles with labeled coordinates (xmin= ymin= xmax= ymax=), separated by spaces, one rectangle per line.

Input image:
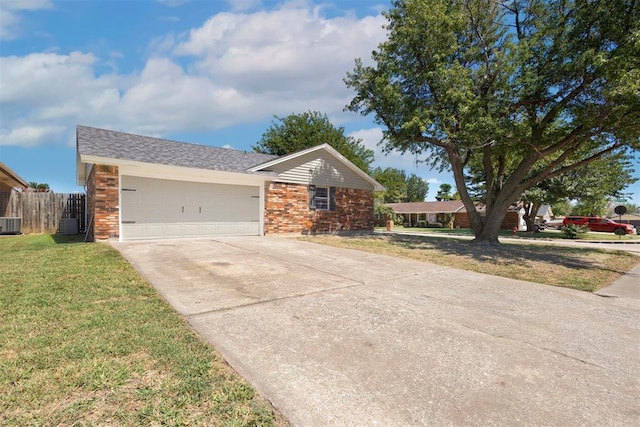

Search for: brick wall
xmin=264 ymin=182 xmax=374 ymax=234
xmin=87 ymin=165 xmax=119 ymax=241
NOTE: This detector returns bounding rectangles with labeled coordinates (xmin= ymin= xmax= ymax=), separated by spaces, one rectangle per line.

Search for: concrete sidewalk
xmin=596 ymin=262 xmax=640 ymax=298
xmin=113 ymin=237 xmax=640 ymax=426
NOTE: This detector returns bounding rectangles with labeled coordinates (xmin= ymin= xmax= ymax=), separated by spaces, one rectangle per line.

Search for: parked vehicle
xmin=562 ymin=216 xmax=636 ymax=235
xmin=544 ymin=219 xmax=564 ymax=230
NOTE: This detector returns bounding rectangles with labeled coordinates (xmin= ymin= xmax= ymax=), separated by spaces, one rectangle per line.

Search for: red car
xmin=562 ymin=216 xmax=636 ymax=234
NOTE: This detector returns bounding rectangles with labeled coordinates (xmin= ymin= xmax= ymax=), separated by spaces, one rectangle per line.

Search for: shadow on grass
xmin=50 ymin=233 xmax=89 ymax=244
xmin=384 ymin=233 xmax=629 ymax=274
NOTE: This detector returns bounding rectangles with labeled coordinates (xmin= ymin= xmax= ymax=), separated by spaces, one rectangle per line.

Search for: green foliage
xmin=406 ymin=174 xmax=429 ymax=202
xmin=435 ymin=183 xmax=453 ymax=201
xmin=372 ymin=166 xmax=428 ymax=203
xmin=253 ymin=110 xmax=374 ymax=173
xmin=571 ymin=200 xmax=607 ymax=216
xmin=551 ymin=199 xmax=572 ymax=216
xmin=440 ymin=213 xmax=455 ymax=228
xmin=373 ymin=167 xmax=407 ymax=202
xmin=516 ymin=150 xmax=636 ymax=228
xmin=28 ymin=181 xmax=50 ymax=191
xmin=561 ymin=224 xmax=588 ymax=239
xmin=345 ymin=0 xmax=640 ymax=243
xmin=374 ymin=198 xmax=404 ymax=224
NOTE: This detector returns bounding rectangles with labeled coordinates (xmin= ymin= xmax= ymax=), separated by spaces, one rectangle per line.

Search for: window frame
xmin=309 ymin=185 xmax=336 ymax=211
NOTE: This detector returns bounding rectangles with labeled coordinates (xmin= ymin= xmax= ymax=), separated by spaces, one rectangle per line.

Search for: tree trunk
xmin=523 ymin=201 xmax=542 ymax=232
xmin=470 ymin=211 xmax=504 ymax=246
xmin=469 ymin=195 xmax=517 ymax=245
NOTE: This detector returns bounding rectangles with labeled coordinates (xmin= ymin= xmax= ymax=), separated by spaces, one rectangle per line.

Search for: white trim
xmin=78 ymin=155 xmax=275 ymax=187
xmin=259 ymin=181 xmax=265 ymax=236
xmin=248 ymin=144 xmax=385 ymax=191
xmin=118 ymin=168 xmax=123 ymax=241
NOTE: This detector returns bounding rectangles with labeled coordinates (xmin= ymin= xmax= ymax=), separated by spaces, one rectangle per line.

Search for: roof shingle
xmin=77 ymin=125 xmax=278 ymax=172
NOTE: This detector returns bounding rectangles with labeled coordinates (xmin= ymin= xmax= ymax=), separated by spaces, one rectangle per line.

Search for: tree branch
xmin=520 ymin=142 xmax=626 ymax=191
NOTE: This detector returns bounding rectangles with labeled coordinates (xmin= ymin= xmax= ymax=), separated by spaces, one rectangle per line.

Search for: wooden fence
xmin=0 ymin=192 xmax=86 ymax=235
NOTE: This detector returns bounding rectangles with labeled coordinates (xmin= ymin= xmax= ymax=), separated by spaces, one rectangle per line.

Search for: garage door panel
xmin=121 ymin=176 xmax=260 ymax=240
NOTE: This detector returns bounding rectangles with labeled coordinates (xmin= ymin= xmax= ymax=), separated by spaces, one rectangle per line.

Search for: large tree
xmin=435 ymin=183 xmax=454 ymax=201
xmin=373 ymin=166 xmax=429 ymax=202
xmin=470 ymin=149 xmax=637 ymax=230
xmin=345 ymin=0 xmax=640 ymax=244
xmin=406 ymin=174 xmax=429 ymax=202
xmin=253 ymin=111 xmax=375 ymax=173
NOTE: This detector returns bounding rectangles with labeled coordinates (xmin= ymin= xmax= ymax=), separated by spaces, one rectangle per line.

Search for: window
xmin=314 ymin=187 xmax=329 ymax=210
xmin=309 ymin=185 xmax=336 ymax=211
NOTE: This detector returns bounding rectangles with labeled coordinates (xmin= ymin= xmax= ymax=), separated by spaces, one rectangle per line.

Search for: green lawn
xmin=302 ymin=234 xmax=640 ymax=292
xmin=0 ymin=235 xmax=283 ymax=426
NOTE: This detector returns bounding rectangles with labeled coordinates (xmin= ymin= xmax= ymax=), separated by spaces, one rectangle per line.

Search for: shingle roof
xmin=385 ymin=200 xmax=465 ymax=214
xmin=77 ymin=125 xmax=278 ymax=173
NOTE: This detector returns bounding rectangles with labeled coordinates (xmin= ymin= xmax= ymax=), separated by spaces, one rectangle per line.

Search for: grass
xmin=0 ymin=234 xmax=284 ymax=426
xmin=301 ymin=234 xmax=640 ymax=292
xmin=375 ymin=226 xmax=640 ymax=241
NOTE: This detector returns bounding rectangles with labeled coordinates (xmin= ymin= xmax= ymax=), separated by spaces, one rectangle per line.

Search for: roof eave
xmin=78 ymin=154 xmax=277 ymax=182
xmin=0 ymin=161 xmax=29 ymax=190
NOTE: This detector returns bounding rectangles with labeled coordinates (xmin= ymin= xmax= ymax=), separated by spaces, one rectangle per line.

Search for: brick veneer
xmin=264 ymin=182 xmax=374 ymax=234
xmin=87 ymin=165 xmax=119 ymax=240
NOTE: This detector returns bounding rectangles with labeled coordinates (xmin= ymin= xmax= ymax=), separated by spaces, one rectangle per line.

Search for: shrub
xmin=561 ymin=224 xmax=588 ymax=239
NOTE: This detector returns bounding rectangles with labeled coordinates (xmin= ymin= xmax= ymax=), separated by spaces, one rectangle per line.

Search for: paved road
xmin=113 ymin=237 xmax=640 ymax=426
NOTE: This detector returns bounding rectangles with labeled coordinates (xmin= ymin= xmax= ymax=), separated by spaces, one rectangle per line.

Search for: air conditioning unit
xmin=59 ymin=218 xmax=79 ymax=235
xmin=0 ymin=217 xmax=22 ymax=234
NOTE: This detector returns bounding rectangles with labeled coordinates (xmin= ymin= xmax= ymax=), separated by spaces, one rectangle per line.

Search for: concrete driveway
xmin=113 ymin=237 xmax=640 ymax=426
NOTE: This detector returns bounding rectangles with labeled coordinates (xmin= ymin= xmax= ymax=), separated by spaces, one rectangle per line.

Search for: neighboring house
xmin=615 ymin=213 xmax=640 ymax=231
xmin=0 ymin=162 xmax=28 ymax=193
xmin=384 ymin=200 xmax=465 ymax=227
xmin=386 ymin=200 xmax=526 ymax=230
xmin=536 ymin=205 xmax=554 ymax=222
xmin=76 ymin=125 xmax=384 ymax=241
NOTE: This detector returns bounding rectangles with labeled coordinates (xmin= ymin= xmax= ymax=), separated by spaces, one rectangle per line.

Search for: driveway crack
xmin=459 ymin=322 xmax=606 ymax=369
xmin=186 ymin=282 xmax=366 ymax=319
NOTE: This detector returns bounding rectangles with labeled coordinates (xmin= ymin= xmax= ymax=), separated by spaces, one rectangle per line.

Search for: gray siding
xmin=267 ymin=152 xmax=374 ymax=190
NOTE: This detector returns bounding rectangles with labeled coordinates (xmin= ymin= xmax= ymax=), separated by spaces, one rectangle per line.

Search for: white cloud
xmin=0 ymin=2 xmax=387 ymax=147
xmin=0 ymin=52 xmax=129 ymax=146
xmin=0 ymin=125 xmax=65 ymax=147
xmin=0 ymin=0 xmax=53 ymax=40
xmin=172 ymin=4 xmax=386 ymax=108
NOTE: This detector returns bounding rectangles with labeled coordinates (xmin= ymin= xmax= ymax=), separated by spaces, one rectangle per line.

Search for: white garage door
xmin=120 ymin=176 xmax=260 ymax=240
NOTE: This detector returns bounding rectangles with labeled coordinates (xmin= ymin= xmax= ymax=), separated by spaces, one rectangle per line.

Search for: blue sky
xmin=1 ymin=0 xmax=638 ymax=203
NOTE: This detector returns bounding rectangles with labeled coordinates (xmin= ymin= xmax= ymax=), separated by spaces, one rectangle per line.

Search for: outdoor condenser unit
xmin=0 ymin=217 xmax=22 ymax=234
